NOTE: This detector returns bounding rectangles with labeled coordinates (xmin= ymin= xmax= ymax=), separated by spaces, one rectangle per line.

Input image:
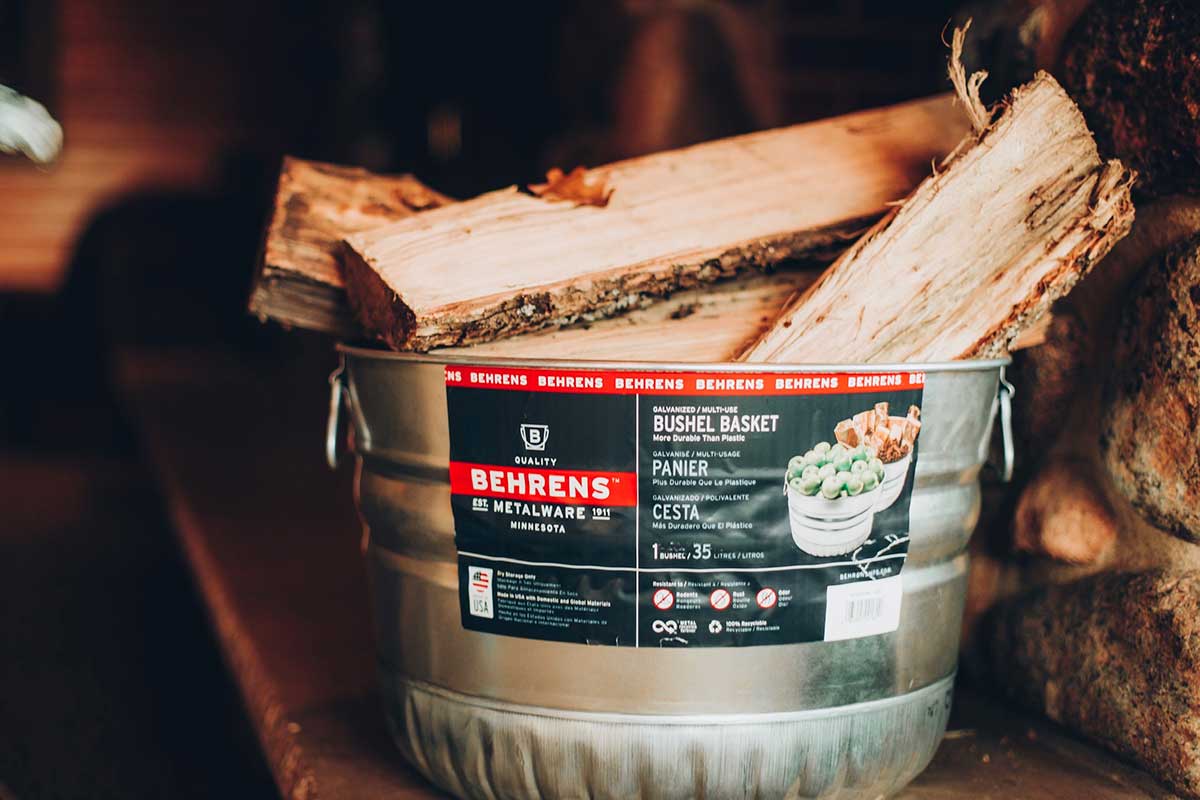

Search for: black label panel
xmin=446 ymin=366 xmax=924 ymax=648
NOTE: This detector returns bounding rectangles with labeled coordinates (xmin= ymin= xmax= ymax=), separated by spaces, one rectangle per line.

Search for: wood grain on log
xmin=985 ymin=570 xmax=1200 ymax=799
xmin=739 ymin=72 xmax=1134 ymax=363
xmin=1102 ymin=233 xmax=1200 ymax=542
xmin=249 ymin=157 xmax=452 ymax=336
xmin=738 ymin=73 xmax=1135 ymax=364
xmin=341 ymin=94 xmax=970 ymax=351
xmin=1013 ymin=456 xmax=1116 ymax=563
xmin=1062 ymin=0 xmax=1200 ymax=198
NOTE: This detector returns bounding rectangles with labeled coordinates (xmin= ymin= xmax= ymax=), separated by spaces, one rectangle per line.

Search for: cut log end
xmin=985 ymin=570 xmax=1200 ymax=798
xmin=250 ymin=157 xmax=452 ymax=336
xmin=1102 ymin=232 xmax=1200 ymax=543
xmin=340 ymin=244 xmax=416 ymax=351
xmin=1012 ymin=457 xmax=1116 ymax=564
xmin=965 ymin=160 xmax=1136 ymax=359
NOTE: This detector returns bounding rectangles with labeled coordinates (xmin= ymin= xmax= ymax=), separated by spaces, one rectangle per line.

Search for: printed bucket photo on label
xmin=784 ymin=401 xmax=921 ymax=557
xmin=443 ymin=365 xmax=925 ymax=648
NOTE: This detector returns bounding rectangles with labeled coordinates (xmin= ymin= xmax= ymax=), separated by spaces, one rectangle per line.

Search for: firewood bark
xmin=249 ymin=157 xmax=452 ymax=336
xmin=1013 ymin=456 xmax=1116 ymax=563
xmin=442 ymin=272 xmax=1050 ymax=363
xmin=1061 ymin=0 xmax=1200 ymax=198
xmin=340 ymin=94 xmax=971 ymax=351
xmin=984 ymin=570 xmax=1200 ymax=799
xmin=1102 ymin=233 xmax=1200 ymax=542
xmin=436 ymin=271 xmax=818 ymax=363
xmin=738 ymin=72 xmax=1135 ymax=363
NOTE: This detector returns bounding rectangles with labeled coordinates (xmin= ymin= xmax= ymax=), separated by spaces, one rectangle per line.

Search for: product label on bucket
xmin=445 ymin=366 xmax=924 ymax=648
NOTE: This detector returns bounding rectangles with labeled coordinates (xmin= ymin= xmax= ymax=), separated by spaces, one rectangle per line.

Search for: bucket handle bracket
xmin=326 ymin=357 xmax=346 ymax=470
xmin=994 ymin=368 xmax=1016 ymax=483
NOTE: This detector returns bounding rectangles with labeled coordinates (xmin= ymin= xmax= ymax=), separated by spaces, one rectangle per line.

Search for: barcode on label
xmin=823 ymin=574 xmax=902 ymax=641
xmin=467 ymin=566 xmax=494 ymax=619
xmin=845 ymin=596 xmax=883 ymax=623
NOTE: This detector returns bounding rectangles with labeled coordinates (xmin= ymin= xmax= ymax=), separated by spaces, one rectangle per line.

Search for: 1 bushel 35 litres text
xmin=336 ymin=347 xmax=1006 ymax=799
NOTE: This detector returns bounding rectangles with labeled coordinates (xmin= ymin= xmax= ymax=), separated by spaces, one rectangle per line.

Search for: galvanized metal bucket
xmin=328 ymin=347 xmax=1012 ymax=800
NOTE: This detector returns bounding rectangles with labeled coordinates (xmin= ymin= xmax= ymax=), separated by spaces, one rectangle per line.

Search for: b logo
xmin=520 ymin=423 xmax=549 ymax=451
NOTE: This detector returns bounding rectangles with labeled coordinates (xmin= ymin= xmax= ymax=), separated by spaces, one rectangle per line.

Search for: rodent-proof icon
xmin=652 ymin=589 xmax=675 ymax=611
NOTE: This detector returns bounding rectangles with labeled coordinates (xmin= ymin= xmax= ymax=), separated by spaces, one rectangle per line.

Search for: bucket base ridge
xmin=381 ymin=672 xmax=955 ymax=800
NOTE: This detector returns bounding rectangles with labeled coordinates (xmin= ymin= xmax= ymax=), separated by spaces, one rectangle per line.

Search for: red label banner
xmin=444 ymin=366 xmax=925 ymax=396
xmin=449 ymin=461 xmax=638 ymax=506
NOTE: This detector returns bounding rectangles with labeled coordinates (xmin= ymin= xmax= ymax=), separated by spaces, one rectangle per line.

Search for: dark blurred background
xmin=0 ymin=1 xmax=964 ymax=796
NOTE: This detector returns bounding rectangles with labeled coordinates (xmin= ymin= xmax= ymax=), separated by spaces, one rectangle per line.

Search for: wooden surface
xmin=117 ymin=345 xmax=1173 ymax=800
xmin=342 ymin=93 xmax=970 ymax=351
xmin=741 ymin=73 xmax=1135 ymax=363
xmin=250 ymin=158 xmax=453 ymax=337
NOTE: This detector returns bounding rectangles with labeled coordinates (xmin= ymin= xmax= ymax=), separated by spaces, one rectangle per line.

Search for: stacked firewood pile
xmin=253 ymin=67 xmax=1131 ymax=364
xmin=251 ymin=2 xmax=1200 ymax=795
xmin=956 ymin=1 xmax=1200 ymax=797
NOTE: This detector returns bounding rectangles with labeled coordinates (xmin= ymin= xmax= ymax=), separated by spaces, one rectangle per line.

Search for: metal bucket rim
xmin=337 ymin=342 xmax=1011 ymax=374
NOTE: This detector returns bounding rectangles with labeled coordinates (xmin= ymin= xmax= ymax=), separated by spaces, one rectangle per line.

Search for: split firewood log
xmin=984 ymin=570 xmax=1200 ymax=799
xmin=1102 ymin=233 xmax=1200 ymax=542
xmin=1061 ymin=0 xmax=1200 ymax=198
xmin=338 ymin=94 xmax=970 ymax=351
xmin=1012 ymin=456 xmax=1117 ymax=563
xmin=243 ymin=148 xmax=1051 ymax=360
xmin=738 ymin=55 xmax=1135 ymax=363
xmin=249 ymin=157 xmax=452 ymax=336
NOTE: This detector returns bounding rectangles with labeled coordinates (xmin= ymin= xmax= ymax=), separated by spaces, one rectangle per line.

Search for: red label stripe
xmin=444 ymin=366 xmax=925 ymax=395
xmin=450 ymin=461 xmax=637 ymax=507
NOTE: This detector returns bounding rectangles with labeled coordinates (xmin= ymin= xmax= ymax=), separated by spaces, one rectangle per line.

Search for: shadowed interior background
xmin=0 ymin=1 xmax=966 ymax=796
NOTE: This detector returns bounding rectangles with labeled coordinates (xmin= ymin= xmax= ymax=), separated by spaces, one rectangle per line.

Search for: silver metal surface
xmin=338 ymin=348 xmax=1007 ymax=798
xmin=327 ymin=360 xmax=346 ymax=470
xmin=382 ymin=674 xmax=954 ymax=800
xmin=996 ymin=369 xmax=1016 ymax=483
